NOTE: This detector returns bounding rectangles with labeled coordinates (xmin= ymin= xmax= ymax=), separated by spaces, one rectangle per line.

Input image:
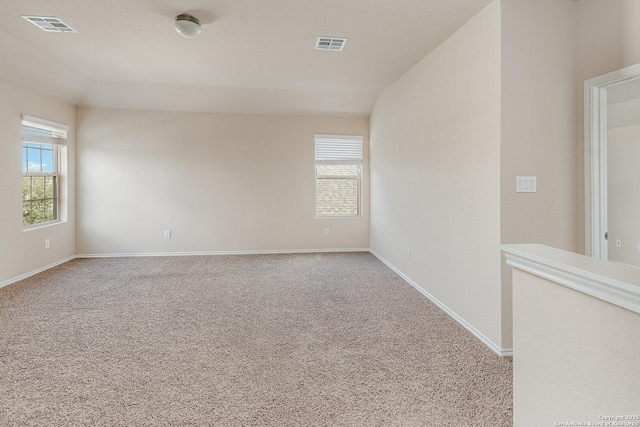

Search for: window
xmin=314 ymin=134 xmax=363 ymax=217
xmin=21 ymin=115 xmax=68 ymax=227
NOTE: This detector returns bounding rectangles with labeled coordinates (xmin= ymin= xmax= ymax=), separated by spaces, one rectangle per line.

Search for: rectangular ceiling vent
xmin=315 ymin=37 xmax=347 ymax=51
xmin=22 ymin=16 xmax=77 ymax=33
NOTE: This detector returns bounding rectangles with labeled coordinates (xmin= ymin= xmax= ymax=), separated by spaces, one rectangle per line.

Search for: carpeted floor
xmin=0 ymin=252 xmax=512 ymax=426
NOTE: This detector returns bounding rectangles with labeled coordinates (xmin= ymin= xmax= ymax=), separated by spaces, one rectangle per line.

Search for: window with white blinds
xmin=314 ymin=134 xmax=363 ymax=217
xmin=21 ymin=115 xmax=69 ymax=227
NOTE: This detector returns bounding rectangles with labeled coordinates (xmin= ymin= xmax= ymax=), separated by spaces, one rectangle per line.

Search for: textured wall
xmin=0 ymin=80 xmax=76 ymax=285
xmin=577 ymin=0 xmax=640 ymax=257
xmin=76 ymin=108 xmax=369 ymax=255
xmin=370 ymin=2 xmax=503 ymax=350
xmin=512 ymin=268 xmax=640 ymax=424
xmin=500 ymin=0 xmax=579 ymax=349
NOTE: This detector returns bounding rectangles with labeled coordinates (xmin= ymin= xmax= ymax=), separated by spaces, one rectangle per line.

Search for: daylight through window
xmin=21 ymin=115 xmax=68 ymax=227
xmin=314 ymin=134 xmax=363 ymax=217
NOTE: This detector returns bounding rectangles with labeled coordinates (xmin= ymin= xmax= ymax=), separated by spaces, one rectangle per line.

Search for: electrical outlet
xmin=45 ymin=239 xmax=50 ymax=249
xmin=616 ymin=239 xmax=622 ymax=248
xmin=164 ymin=230 xmax=171 ymax=239
xmin=323 ymin=228 xmax=330 ymax=236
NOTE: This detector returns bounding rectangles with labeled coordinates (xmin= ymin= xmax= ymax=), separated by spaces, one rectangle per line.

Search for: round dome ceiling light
xmin=174 ymin=14 xmax=201 ymax=38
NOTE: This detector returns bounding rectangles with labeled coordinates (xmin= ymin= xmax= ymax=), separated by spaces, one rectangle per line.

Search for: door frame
xmin=584 ymin=63 xmax=640 ymax=259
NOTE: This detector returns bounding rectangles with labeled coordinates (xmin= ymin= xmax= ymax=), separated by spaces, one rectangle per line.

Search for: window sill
xmin=315 ymin=215 xmax=362 ymax=220
xmin=23 ymin=220 xmax=64 ymax=232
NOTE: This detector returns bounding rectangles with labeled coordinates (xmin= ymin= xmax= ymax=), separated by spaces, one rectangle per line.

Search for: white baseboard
xmin=75 ymin=248 xmax=370 ymax=258
xmin=370 ymin=250 xmax=512 ymax=358
xmin=0 ymin=255 xmax=76 ymax=290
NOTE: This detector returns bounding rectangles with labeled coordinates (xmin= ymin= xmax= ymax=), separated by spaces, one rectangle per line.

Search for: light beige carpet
xmin=0 ymin=252 xmax=512 ymax=426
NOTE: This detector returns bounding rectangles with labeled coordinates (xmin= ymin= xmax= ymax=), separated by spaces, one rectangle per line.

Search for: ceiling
xmin=0 ymin=0 xmax=493 ymax=117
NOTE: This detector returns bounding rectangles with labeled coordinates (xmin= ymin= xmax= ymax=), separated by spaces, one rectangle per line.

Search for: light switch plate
xmin=516 ymin=176 xmax=537 ymax=193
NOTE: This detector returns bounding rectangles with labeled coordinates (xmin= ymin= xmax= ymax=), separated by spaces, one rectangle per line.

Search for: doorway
xmin=585 ymin=63 xmax=640 ymax=268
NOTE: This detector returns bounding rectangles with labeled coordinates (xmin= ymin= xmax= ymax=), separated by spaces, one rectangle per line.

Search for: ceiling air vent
xmin=315 ymin=37 xmax=347 ymax=51
xmin=22 ymin=16 xmax=77 ymax=33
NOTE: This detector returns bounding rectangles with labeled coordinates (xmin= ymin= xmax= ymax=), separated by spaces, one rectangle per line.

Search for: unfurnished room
xmin=1 ymin=1 xmax=639 ymax=426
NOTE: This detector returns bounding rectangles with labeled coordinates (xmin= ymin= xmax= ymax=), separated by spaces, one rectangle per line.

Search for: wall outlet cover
xmin=516 ymin=176 xmax=537 ymax=193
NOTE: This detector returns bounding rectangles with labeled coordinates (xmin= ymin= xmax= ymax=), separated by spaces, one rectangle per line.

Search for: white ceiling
xmin=0 ymin=0 xmax=493 ymax=116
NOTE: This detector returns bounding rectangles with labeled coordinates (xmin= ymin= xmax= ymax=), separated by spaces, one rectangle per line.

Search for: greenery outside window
xmin=21 ymin=115 xmax=68 ymax=228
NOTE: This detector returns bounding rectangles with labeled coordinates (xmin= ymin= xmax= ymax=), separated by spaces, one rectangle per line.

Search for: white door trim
xmin=584 ymin=63 xmax=640 ymax=260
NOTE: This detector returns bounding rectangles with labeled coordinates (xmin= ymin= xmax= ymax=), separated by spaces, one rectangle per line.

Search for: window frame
xmin=23 ymin=143 xmax=60 ymax=228
xmin=314 ymin=134 xmax=363 ymax=219
xmin=21 ymin=115 xmax=68 ymax=230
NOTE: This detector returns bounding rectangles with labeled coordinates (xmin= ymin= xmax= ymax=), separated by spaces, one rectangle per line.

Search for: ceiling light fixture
xmin=174 ymin=14 xmax=201 ymax=38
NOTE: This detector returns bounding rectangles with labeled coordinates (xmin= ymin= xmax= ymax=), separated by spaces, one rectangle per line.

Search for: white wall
xmin=370 ymin=2 xmax=503 ymax=350
xmin=577 ymin=0 xmax=640 ymax=83
xmin=501 ymin=0 xmax=578 ymax=248
xmin=607 ymin=125 xmax=640 ymax=267
xmin=500 ymin=0 xmax=579 ymax=349
xmin=512 ymin=267 xmax=640 ymax=425
xmin=0 ymin=80 xmax=76 ymax=285
xmin=76 ymin=108 xmax=369 ymax=255
xmin=577 ymin=0 xmax=640 ymax=255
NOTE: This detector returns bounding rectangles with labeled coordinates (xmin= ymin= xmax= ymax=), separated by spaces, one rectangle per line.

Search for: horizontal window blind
xmin=21 ymin=114 xmax=69 ymax=146
xmin=314 ymin=134 xmax=363 ymax=165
